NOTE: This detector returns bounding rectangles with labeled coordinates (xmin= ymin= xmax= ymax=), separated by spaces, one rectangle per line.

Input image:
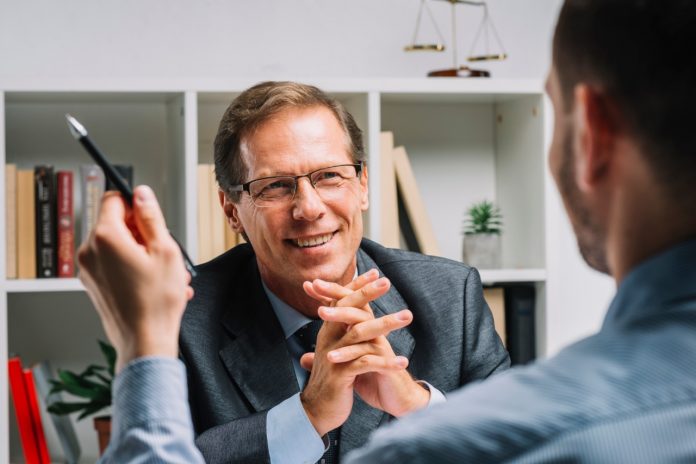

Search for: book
xmin=23 ymin=369 xmax=50 ymax=463
xmin=105 ymin=164 xmax=133 ymax=191
xmin=17 ymin=169 xmax=37 ymax=279
xmin=483 ymin=287 xmax=506 ymax=347
xmin=392 ymin=146 xmax=440 ymax=256
xmin=197 ymin=164 xmax=213 ymax=263
xmin=80 ymin=164 xmax=105 ymax=245
xmin=504 ymin=284 xmax=536 ymax=365
xmin=8 ymin=357 xmax=41 ymax=464
xmin=32 ymin=361 xmax=81 ymax=464
xmin=379 ymin=132 xmax=400 ymax=248
xmin=6 ymin=164 xmax=17 ymax=279
xmin=210 ymin=166 xmax=226 ymax=258
xmin=57 ymin=171 xmax=75 ymax=277
xmin=35 ymin=165 xmax=57 ymax=278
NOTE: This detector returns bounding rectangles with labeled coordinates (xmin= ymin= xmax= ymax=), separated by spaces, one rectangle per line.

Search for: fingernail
xmin=328 ymin=351 xmax=342 ymax=361
xmin=320 ymin=306 xmax=334 ymax=315
xmin=368 ymin=269 xmax=379 ymax=277
xmin=315 ymin=279 xmax=329 ymax=288
xmin=135 ymin=186 xmax=153 ymax=204
xmin=374 ymin=278 xmax=388 ymax=288
xmin=395 ymin=356 xmax=408 ymax=367
xmin=395 ymin=310 xmax=411 ymax=321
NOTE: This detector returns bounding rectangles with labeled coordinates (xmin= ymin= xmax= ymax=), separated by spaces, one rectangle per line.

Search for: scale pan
xmin=468 ymin=53 xmax=508 ymax=62
xmin=404 ymin=44 xmax=446 ymax=52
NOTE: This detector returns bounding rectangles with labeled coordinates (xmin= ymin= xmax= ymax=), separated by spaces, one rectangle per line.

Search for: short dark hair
xmin=214 ymin=81 xmax=365 ymax=202
xmin=553 ymin=0 xmax=696 ymax=199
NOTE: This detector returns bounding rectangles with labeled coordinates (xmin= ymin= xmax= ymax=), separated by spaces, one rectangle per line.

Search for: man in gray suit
xmin=347 ymin=1 xmax=696 ymax=462
xmin=179 ymin=82 xmax=509 ymax=463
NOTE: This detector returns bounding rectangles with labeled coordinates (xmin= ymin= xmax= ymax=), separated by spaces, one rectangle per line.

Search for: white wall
xmin=1 ymin=0 xmax=560 ymax=80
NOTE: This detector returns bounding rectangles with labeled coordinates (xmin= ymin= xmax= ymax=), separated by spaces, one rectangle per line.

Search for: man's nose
xmin=292 ymin=177 xmax=326 ymax=221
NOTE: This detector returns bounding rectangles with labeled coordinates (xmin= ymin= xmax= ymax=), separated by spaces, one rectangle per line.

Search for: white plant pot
xmin=462 ymin=233 xmax=501 ymax=269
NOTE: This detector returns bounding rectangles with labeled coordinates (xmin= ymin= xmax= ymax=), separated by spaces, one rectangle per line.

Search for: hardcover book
xmin=57 ymin=171 xmax=75 ymax=277
xmin=80 ymin=164 xmax=105 ymax=246
xmin=35 ymin=165 xmax=57 ymax=278
xmin=17 ymin=169 xmax=37 ymax=279
xmin=6 ymin=164 xmax=17 ymax=279
xmin=32 ymin=361 xmax=81 ymax=464
xmin=8 ymin=357 xmax=41 ymax=464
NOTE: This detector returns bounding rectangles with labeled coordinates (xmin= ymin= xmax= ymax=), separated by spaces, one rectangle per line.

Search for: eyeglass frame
xmin=227 ymin=161 xmax=364 ymax=206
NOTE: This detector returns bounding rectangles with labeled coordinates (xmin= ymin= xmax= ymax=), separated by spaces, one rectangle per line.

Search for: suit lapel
xmin=218 ymin=262 xmax=299 ymax=412
xmin=340 ymin=249 xmax=416 ymax=455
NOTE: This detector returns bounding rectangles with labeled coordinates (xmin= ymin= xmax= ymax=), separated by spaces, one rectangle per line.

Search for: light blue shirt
xmin=262 ymin=281 xmax=447 ymax=464
xmin=347 ymin=239 xmax=696 ymax=463
xmin=99 ymin=357 xmax=204 ymax=464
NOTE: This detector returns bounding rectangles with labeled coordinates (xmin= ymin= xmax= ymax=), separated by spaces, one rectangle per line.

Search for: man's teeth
xmin=295 ymin=233 xmax=333 ymax=248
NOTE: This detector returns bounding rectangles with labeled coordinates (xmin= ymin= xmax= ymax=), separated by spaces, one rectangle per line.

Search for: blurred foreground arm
xmin=78 ymin=186 xmax=203 ymax=463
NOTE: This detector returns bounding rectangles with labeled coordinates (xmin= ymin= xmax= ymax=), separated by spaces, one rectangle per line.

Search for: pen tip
xmin=65 ymin=114 xmax=87 ymax=139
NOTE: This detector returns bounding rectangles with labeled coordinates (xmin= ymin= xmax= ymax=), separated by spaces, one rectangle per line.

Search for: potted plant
xmin=462 ymin=200 xmax=503 ymax=269
xmin=48 ymin=340 xmax=116 ymax=456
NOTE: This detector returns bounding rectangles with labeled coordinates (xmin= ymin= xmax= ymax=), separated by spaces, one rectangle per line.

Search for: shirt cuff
xmin=267 ymin=392 xmax=326 ymax=464
xmin=111 ymin=356 xmax=194 ymax=441
xmin=416 ymin=380 xmax=447 ymax=406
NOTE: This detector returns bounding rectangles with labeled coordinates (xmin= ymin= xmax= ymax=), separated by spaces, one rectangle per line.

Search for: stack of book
xmin=197 ymin=163 xmax=244 ymax=264
xmin=378 ymin=132 xmax=440 ymax=256
xmin=9 ymin=357 xmax=81 ymax=464
xmin=5 ymin=163 xmax=131 ymax=279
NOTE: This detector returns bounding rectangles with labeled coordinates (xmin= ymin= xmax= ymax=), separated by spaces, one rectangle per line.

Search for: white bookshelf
xmin=0 ymin=78 xmax=549 ymax=464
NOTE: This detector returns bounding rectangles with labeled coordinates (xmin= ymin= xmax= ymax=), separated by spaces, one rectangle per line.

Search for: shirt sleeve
xmin=98 ymin=357 xmax=204 ymax=464
xmin=266 ymin=392 xmax=327 ymax=464
xmin=418 ymin=380 xmax=447 ymax=406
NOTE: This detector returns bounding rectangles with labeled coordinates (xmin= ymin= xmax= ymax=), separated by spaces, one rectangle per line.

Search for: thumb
xmin=300 ymin=352 xmax=315 ymax=371
xmin=132 ymin=185 xmax=169 ymax=244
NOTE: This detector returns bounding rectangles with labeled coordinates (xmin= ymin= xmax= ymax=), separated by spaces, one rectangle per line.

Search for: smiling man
xmin=178 ymin=82 xmax=509 ymax=463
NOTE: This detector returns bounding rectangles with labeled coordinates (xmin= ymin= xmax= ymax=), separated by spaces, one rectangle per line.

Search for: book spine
xmin=57 ymin=171 xmax=75 ymax=277
xmin=8 ymin=357 xmax=41 ymax=464
xmin=80 ymin=165 xmax=105 ymax=245
xmin=23 ymin=369 xmax=51 ymax=464
xmin=6 ymin=164 xmax=17 ymax=279
xmin=34 ymin=165 xmax=57 ymax=278
xmin=32 ymin=361 xmax=81 ymax=464
xmin=17 ymin=169 xmax=37 ymax=279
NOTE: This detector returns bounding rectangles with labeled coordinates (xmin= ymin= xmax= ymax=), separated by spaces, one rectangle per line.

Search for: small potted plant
xmin=462 ymin=200 xmax=503 ymax=269
xmin=48 ymin=340 xmax=116 ymax=456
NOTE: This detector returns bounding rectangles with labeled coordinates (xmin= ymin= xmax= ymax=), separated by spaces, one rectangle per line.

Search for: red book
xmin=57 ymin=171 xmax=75 ymax=277
xmin=24 ymin=369 xmax=51 ymax=463
xmin=8 ymin=357 xmax=41 ymax=464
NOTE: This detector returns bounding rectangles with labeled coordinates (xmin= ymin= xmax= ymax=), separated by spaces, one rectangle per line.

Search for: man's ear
xmin=359 ymin=163 xmax=369 ymax=211
xmin=574 ymin=84 xmax=619 ymax=192
xmin=219 ymin=190 xmax=244 ymax=233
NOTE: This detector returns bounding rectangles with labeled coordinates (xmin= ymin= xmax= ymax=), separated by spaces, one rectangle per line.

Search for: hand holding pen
xmin=66 ymin=114 xmax=197 ymax=278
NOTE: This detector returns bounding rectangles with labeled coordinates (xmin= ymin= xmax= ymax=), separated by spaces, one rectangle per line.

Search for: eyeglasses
xmin=229 ymin=162 xmax=363 ymax=207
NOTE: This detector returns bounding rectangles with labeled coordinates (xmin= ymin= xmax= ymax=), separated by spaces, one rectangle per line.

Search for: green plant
xmin=48 ymin=340 xmax=116 ymax=420
xmin=463 ymin=200 xmax=503 ymax=235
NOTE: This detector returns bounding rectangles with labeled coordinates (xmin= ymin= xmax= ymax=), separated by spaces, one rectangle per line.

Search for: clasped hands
xmin=299 ymin=269 xmax=429 ymax=436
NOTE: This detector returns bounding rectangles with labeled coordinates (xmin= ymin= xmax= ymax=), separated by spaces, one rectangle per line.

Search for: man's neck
xmin=606 ymin=180 xmax=696 ymax=284
xmin=259 ymin=264 xmax=357 ymax=318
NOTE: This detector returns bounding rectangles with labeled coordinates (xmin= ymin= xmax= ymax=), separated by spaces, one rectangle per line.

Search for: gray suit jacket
xmin=179 ymin=238 xmax=509 ymax=463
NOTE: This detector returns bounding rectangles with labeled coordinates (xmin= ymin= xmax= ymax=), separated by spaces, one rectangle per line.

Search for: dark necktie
xmin=296 ymin=320 xmax=340 ymax=464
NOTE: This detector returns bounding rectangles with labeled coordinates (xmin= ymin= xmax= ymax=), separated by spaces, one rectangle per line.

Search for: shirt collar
xmin=261 ymin=268 xmax=360 ymax=340
xmin=602 ymin=237 xmax=696 ymax=329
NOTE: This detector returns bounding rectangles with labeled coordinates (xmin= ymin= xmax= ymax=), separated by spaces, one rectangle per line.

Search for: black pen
xmin=66 ymin=114 xmax=197 ymax=279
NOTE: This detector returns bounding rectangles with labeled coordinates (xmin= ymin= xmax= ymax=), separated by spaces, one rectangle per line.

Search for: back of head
xmin=553 ymin=0 xmax=696 ymax=206
xmin=214 ymin=81 xmax=365 ymax=201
